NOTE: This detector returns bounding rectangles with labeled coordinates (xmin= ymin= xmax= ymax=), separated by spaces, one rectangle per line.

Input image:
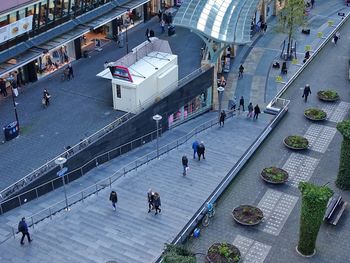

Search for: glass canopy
xmin=173 ymin=0 xmax=260 ymax=44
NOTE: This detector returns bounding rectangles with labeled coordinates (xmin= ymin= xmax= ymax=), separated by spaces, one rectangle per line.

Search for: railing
xmin=0 ymin=64 xmax=212 ymax=201
xmin=0 ymin=110 xmax=235 ymax=245
xmin=153 ymin=101 xmax=290 ymax=263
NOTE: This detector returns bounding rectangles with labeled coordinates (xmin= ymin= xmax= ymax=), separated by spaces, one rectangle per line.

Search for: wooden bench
xmin=324 ymin=194 xmax=347 ymax=225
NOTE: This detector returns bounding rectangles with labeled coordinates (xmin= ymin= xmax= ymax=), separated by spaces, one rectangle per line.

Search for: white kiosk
xmin=97 ymin=38 xmax=178 ymax=113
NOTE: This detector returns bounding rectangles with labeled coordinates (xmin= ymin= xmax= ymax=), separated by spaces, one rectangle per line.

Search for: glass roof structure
xmin=173 ymin=0 xmax=260 ymax=44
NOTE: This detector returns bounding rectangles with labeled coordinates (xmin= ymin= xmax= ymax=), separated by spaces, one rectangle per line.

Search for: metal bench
xmin=324 ymin=194 xmax=347 ymax=225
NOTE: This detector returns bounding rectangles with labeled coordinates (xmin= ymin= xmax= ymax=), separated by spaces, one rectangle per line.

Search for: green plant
xmin=163 ymin=244 xmax=196 ymax=263
xmin=318 ymin=90 xmax=338 ymax=100
xmin=262 ymin=167 xmax=288 ymax=183
xmin=297 ymin=182 xmax=333 ymax=256
xmin=207 ymin=243 xmax=241 ymax=263
xmin=304 ymin=108 xmax=327 ymax=120
xmin=284 ymin=135 xmax=309 ymax=149
xmin=336 ymin=120 xmax=350 ymax=190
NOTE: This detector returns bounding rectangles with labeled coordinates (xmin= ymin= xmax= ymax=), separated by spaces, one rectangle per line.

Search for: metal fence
xmin=0 ymin=64 xmax=211 ymax=201
xmin=0 ymin=110 xmax=235 ymax=244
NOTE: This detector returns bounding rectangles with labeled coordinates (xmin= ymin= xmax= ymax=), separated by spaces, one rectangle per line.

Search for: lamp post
xmin=55 ymin=157 xmax=69 ymax=211
xmin=152 ymin=114 xmax=162 ymax=158
xmin=217 ymin=86 xmax=225 ymax=116
xmin=125 ymin=9 xmax=130 ymax=54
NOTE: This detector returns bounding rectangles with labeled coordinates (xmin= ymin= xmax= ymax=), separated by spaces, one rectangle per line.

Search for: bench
xmin=324 ymin=194 xmax=347 ymax=225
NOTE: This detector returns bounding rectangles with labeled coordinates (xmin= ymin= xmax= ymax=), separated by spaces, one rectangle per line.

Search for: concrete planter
xmin=261 ymin=167 xmax=288 ymax=184
xmin=232 ymin=205 xmax=263 ymax=226
xmin=304 ymin=108 xmax=327 ymax=121
xmin=207 ymin=243 xmax=241 ymax=263
xmin=317 ymin=90 xmax=339 ymax=102
xmin=284 ymin=135 xmax=309 ymax=150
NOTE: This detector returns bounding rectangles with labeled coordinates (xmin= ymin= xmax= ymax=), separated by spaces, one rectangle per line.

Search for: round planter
xmin=206 ymin=243 xmax=241 ymax=263
xmin=317 ymin=90 xmax=339 ymax=102
xmin=261 ymin=167 xmax=288 ymax=184
xmin=232 ymin=205 xmax=264 ymax=226
xmin=295 ymin=246 xmax=316 ymax=257
xmin=284 ymin=135 xmax=309 ymax=150
xmin=304 ymin=108 xmax=327 ymax=121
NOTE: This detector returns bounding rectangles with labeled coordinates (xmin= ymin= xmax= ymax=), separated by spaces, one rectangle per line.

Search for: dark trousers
xmin=112 ymin=202 xmax=116 ymax=210
xmin=304 ymin=95 xmax=308 ymax=102
xmin=155 ymin=205 xmax=161 ymax=214
xmin=20 ymin=231 xmax=31 ymax=244
xmin=198 ymin=152 xmax=205 ymax=161
xmin=254 ymin=113 xmax=259 ymax=119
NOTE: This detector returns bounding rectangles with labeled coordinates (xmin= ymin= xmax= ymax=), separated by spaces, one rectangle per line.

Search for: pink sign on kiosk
xmin=109 ymin=66 xmax=133 ymax=82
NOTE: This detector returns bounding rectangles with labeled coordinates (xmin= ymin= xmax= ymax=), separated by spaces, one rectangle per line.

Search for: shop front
xmin=168 ymin=87 xmax=212 ymax=128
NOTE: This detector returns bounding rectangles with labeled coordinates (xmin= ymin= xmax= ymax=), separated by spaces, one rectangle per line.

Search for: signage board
xmin=109 ymin=65 xmax=133 ymax=82
xmin=0 ymin=15 xmax=33 ymax=44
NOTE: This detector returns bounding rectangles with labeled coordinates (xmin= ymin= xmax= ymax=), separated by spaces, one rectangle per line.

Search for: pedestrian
xmin=18 ymin=217 xmax=32 ymax=245
xmin=311 ymin=0 xmax=315 ymax=8
xmin=68 ymin=63 xmax=74 ymax=79
xmin=147 ymin=189 xmax=154 ymax=213
xmin=247 ymin=102 xmax=253 ymax=118
xmin=239 ymin=96 xmax=245 ymax=112
xmin=302 ymin=84 xmax=311 ymax=102
xmin=182 ymin=155 xmax=189 ymax=176
xmin=303 ymin=51 xmax=310 ymax=63
xmin=0 ymin=78 xmax=7 ymax=97
xmin=161 ymin=19 xmax=165 ymax=34
xmin=254 ymin=104 xmax=261 ymax=120
xmin=333 ymin=33 xmax=339 ymax=45
xmin=43 ymin=89 xmax=51 ymax=107
xmin=197 ymin=141 xmax=205 ymax=161
xmin=219 ymin=110 xmax=226 ymax=127
xmin=158 ymin=10 xmax=162 ymax=22
xmin=145 ymin=28 xmax=150 ymax=42
xmin=230 ymin=96 xmax=237 ymax=111
xmin=263 ymin=22 xmax=267 ymax=33
xmin=153 ymin=192 xmax=161 ymax=215
xmin=109 ymin=190 xmax=118 ymax=211
xmin=192 ymin=140 xmax=199 ymax=159
xmin=238 ymin=64 xmax=244 ymax=78
xmin=149 ymin=29 xmax=155 ymax=38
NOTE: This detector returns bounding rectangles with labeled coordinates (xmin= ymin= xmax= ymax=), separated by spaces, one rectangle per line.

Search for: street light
xmin=217 ymin=86 xmax=225 ymax=116
xmin=152 ymin=114 xmax=162 ymax=158
xmin=55 ymin=157 xmax=69 ymax=211
xmin=125 ymin=9 xmax=130 ymax=54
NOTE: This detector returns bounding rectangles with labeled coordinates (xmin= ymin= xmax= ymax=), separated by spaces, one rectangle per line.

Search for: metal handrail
xmin=0 ymin=110 xmax=235 ymax=244
xmin=0 ymin=64 xmax=212 ymax=200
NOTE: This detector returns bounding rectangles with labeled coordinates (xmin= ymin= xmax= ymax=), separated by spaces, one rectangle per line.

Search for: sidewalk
xmin=0 ymin=16 xmax=203 ymax=191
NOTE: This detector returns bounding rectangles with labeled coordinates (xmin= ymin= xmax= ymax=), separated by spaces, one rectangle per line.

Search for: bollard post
xmin=31 ymin=217 xmax=34 ymax=229
xmin=49 ymin=208 xmax=52 ymax=220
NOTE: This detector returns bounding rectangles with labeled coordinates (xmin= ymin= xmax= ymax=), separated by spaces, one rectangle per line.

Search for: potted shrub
xmin=336 ymin=120 xmax=350 ymax=190
xmin=261 ymin=167 xmax=288 ymax=184
xmin=232 ymin=205 xmax=263 ymax=226
xmin=317 ymin=90 xmax=339 ymax=101
xmin=284 ymin=135 xmax=309 ymax=150
xmin=163 ymin=244 xmax=196 ymax=263
xmin=304 ymin=108 xmax=327 ymax=121
xmin=207 ymin=243 xmax=241 ymax=263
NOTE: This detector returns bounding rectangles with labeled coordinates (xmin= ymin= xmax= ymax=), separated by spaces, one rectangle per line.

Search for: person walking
xmin=197 ymin=141 xmax=205 ymax=161
xmin=153 ymin=192 xmax=161 ymax=215
xmin=192 ymin=140 xmax=199 ymax=159
xmin=0 ymin=78 xmax=7 ymax=97
xmin=18 ymin=217 xmax=32 ymax=245
xmin=109 ymin=190 xmax=118 ymax=211
xmin=254 ymin=104 xmax=261 ymax=120
xmin=333 ymin=33 xmax=339 ymax=45
xmin=238 ymin=64 xmax=244 ymax=79
xmin=147 ymin=189 xmax=154 ymax=213
xmin=230 ymin=96 xmax=237 ymax=111
xmin=145 ymin=28 xmax=150 ymax=42
xmin=68 ymin=63 xmax=74 ymax=79
xmin=303 ymin=51 xmax=310 ymax=63
xmin=239 ymin=96 xmax=245 ymax=112
xmin=161 ymin=20 xmax=165 ymax=34
xmin=219 ymin=110 xmax=226 ymax=127
xmin=43 ymin=89 xmax=51 ymax=107
xmin=182 ymin=155 xmax=189 ymax=176
xmin=157 ymin=10 xmax=162 ymax=22
xmin=302 ymin=84 xmax=311 ymax=102
xmin=247 ymin=102 xmax=254 ymax=118
xmin=311 ymin=0 xmax=315 ymax=8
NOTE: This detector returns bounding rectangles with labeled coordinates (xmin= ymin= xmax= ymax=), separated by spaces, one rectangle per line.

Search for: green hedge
xmin=297 ymin=182 xmax=333 ymax=256
xmin=163 ymin=244 xmax=196 ymax=263
xmin=336 ymin=120 xmax=350 ymax=190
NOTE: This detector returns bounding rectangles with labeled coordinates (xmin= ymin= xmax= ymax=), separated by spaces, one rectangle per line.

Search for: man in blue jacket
xmin=18 ymin=217 xmax=32 ymax=245
xmin=192 ymin=140 xmax=199 ymax=159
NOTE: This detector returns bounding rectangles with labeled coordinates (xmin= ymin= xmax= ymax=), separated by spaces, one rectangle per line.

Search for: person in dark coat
xmin=43 ymin=89 xmax=50 ymax=106
xmin=303 ymin=51 xmax=310 ymax=63
xmin=197 ymin=141 xmax=206 ymax=161
xmin=157 ymin=10 xmax=162 ymax=22
xmin=153 ymin=192 xmax=161 ymax=215
xmin=192 ymin=140 xmax=199 ymax=159
xmin=147 ymin=189 xmax=154 ymax=213
xmin=219 ymin=110 xmax=226 ymax=127
xmin=302 ymin=84 xmax=311 ymax=102
xmin=182 ymin=155 xmax=188 ymax=176
xmin=239 ymin=96 xmax=245 ymax=112
xmin=0 ymin=78 xmax=7 ymax=97
xmin=254 ymin=104 xmax=261 ymax=120
xmin=145 ymin=28 xmax=150 ymax=42
xmin=18 ymin=217 xmax=32 ymax=245
xmin=238 ymin=64 xmax=244 ymax=78
xmin=109 ymin=190 xmax=118 ymax=211
xmin=67 ymin=63 xmax=74 ymax=79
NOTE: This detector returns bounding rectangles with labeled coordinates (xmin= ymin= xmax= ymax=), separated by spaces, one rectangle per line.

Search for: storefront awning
xmin=173 ymin=0 xmax=260 ymax=44
xmin=0 ymin=0 xmax=150 ymax=77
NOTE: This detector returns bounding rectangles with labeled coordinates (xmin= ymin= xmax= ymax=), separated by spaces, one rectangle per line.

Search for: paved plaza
xmin=0 ymin=1 xmax=349 ymax=262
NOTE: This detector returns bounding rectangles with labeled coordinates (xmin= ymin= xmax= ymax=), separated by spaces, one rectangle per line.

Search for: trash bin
xmin=3 ymin=121 xmax=19 ymax=141
xmin=168 ymin=25 xmax=176 ymax=36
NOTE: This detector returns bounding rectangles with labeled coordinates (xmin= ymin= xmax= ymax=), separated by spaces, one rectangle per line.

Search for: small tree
xmin=297 ymin=182 xmax=333 ymax=256
xmin=336 ymin=120 xmax=350 ymax=190
xmin=276 ymin=0 xmax=307 ymax=59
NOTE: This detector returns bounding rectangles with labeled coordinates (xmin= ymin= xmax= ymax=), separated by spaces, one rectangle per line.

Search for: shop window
xmin=9 ymin=12 xmax=17 ymax=23
xmin=116 ymin=85 xmax=121 ymax=98
xmin=27 ymin=5 xmax=35 ymax=16
xmin=0 ymin=16 xmax=8 ymax=27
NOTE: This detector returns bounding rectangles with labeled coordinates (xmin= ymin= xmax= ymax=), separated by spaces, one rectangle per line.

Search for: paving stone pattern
xmin=322 ymin=101 xmax=350 ymax=123
xmin=257 ymin=190 xmax=298 ymax=236
xmin=304 ymin=124 xmax=337 ymax=153
xmin=283 ymin=153 xmax=319 ymax=188
xmin=232 ymin=235 xmax=271 ymax=263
